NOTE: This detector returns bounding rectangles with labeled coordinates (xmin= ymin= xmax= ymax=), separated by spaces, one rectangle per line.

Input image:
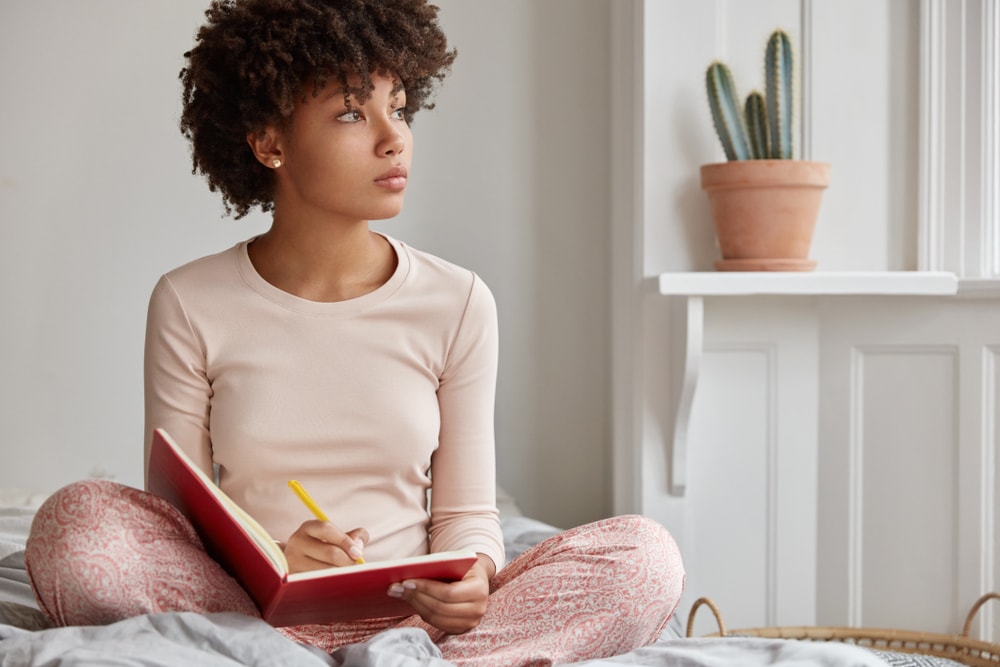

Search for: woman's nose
xmin=378 ymin=123 xmax=405 ymax=157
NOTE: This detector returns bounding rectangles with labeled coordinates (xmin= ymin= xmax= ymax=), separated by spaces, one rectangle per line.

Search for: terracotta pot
xmin=700 ymin=160 xmax=831 ymax=271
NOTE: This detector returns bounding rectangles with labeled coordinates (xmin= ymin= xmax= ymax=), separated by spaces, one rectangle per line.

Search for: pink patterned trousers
xmin=26 ymin=480 xmax=684 ymax=667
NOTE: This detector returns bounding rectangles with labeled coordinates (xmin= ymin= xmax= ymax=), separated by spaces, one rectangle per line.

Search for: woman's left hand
xmin=387 ymin=554 xmax=495 ymax=634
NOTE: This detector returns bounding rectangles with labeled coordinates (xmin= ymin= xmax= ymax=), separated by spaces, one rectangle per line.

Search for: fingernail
xmin=402 ymin=581 xmax=417 ymax=591
xmin=349 ymin=545 xmax=364 ymax=560
xmin=387 ymin=583 xmax=405 ymax=598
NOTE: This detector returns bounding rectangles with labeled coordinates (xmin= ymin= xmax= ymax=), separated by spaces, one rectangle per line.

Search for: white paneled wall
xmin=920 ymin=0 xmax=1000 ymax=276
xmin=685 ymin=298 xmax=819 ymax=630
xmin=614 ymin=0 xmax=1000 ymax=641
xmin=675 ymin=294 xmax=1000 ymax=637
xmin=818 ymin=297 xmax=999 ymax=635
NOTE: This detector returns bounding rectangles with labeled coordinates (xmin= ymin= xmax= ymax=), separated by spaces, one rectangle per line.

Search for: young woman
xmin=25 ymin=1 xmax=685 ymax=665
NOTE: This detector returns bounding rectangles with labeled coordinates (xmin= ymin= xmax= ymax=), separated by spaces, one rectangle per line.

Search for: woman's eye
xmin=337 ymin=109 xmax=362 ymax=122
xmin=391 ymin=107 xmax=406 ymax=120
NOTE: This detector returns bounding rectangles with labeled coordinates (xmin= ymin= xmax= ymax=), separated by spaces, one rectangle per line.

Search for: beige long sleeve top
xmin=143 ymin=235 xmax=504 ymax=569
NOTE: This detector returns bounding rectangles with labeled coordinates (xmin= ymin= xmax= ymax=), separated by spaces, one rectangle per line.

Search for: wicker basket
xmin=686 ymin=593 xmax=1000 ymax=667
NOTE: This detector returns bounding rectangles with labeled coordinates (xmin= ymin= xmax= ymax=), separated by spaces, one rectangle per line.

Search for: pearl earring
xmin=271 ymin=158 xmax=282 ymax=168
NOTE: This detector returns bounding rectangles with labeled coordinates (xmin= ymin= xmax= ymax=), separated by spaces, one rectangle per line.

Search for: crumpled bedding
xmin=0 ymin=612 xmax=335 ymax=666
xmin=0 ymin=509 xmax=41 ymax=612
xmin=562 ymin=637 xmax=890 ymax=667
xmin=0 ymin=614 xmax=895 ymax=667
xmin=0 ymin=504 xmax=899 ymax=667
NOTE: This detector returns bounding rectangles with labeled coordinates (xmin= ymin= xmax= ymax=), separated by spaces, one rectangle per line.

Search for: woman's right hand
xmin=282 ymin=521 xmax=369 ymax=573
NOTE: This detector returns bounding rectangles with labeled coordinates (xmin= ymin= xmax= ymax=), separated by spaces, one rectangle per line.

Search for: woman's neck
xmin=247 ymin=219 xmax=397 ymax=303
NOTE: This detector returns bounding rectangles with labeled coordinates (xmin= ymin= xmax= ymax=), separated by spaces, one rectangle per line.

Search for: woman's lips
xmin=375 ymin=166 xmax=408 ymax=191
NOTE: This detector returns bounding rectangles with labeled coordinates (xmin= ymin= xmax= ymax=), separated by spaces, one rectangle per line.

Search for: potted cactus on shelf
xmin=702 ymin=29 xmax=830 ymax=271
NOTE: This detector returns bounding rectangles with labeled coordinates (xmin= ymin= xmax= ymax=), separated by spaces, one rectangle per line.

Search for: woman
xmin=25 ymin=1 xmax=684 ymax=665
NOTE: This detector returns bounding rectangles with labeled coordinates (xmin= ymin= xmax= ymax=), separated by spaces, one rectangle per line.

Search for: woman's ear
xmin=247 ymin=126 xmax=284 ymax=169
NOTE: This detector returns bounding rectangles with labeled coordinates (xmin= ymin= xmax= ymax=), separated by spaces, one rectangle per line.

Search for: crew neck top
xmin=143 ymin=235 xmax=503 ymax=568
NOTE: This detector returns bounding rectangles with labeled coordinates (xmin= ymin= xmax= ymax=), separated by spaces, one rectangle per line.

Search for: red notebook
xmin=146 ymin=428 xmax=478 ymax=627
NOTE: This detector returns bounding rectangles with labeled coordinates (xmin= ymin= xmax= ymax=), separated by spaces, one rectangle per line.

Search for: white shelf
xmin=659 ymin=269 xmax=958 ymax=498
xmin=658 ymin=271 xmax=959 ymax=296
xmin=657 ymin=270 xmax=1000 ymax=498
xmin=956 ymin=279 xmax=1000 ymax=298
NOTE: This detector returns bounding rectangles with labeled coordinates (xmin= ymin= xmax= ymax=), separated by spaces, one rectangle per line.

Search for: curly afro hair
xmin=179 ymin=0 xmax=456 ymax=218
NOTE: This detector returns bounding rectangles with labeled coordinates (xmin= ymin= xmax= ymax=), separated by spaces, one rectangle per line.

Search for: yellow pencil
xmin=288 ymin=480 xmax=365 ymax=564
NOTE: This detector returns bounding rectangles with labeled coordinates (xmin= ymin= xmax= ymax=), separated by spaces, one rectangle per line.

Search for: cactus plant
xmin=765 ymin=29 xmax=794 ymax=159
xmin=706 ymin=62 xmax=751 ymax=160
xmin=744 ymin=91 xmax=768 ymax=160
xmin=706 ymin=28 xmax=795 ymax=160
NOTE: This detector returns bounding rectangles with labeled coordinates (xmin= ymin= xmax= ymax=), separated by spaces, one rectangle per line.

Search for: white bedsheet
xmin=0 ymin=502 xmax=898 ymax=667
xmin=0 ymin=617 xmax=894 ymax=667
xmin=0 ymin=509 xmax=38 ymax=611
xmin=0 ymin=509 xmax=34 ymax=563
xmin=0 ymin=612 xmax=334 ymax=667
xmin=564 ymin=637 xmax=889 ymax=667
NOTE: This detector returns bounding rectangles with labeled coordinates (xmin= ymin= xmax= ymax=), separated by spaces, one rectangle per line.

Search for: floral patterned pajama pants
xmin=25 ymin=480 xmax=685 ymax=667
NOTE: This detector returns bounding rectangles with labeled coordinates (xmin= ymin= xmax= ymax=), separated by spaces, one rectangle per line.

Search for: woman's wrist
xmin=475 ymin=553 xmax=497 ymax=579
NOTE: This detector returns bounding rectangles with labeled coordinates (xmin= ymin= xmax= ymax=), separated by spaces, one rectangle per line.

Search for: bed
xmin=0 ymin=489 xmax=991 ymax=667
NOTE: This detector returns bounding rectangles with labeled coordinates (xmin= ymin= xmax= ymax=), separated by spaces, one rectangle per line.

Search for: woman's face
xmin=272 ymin=73 xmax=413 ymax=223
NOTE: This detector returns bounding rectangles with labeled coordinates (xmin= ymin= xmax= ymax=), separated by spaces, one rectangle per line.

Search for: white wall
xmin=636 ymin=0 xmax=921 ymax=275
xmin=0 ymin=1 xmax=612 ymax=528
xmin=617 ymin=0 xmax=1000 ymax=637
xmin=0 ymin=1 xmax=260 ymax=494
